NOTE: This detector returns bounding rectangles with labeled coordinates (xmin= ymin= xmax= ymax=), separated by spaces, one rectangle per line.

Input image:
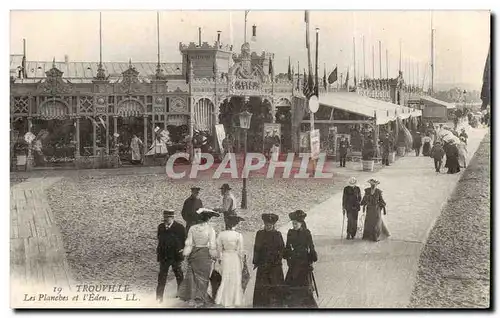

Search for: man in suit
xmin=181 ymin=187 xmax=203 ymax=232
xmin=156 ymin=210 xmax=186 ymax=303
xmin=338 ymin=136 xmax=349 ymax=167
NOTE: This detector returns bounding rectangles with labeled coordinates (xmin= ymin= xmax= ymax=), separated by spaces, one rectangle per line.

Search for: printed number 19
xmin=53 ymin=287 xmax=62 ymax=294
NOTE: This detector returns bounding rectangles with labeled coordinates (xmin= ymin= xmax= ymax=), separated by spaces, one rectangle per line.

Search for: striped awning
xmin=116 ymin=100 xmax=145 ymax=117
xmin=167 ymin=115 xmax=188 ymax=126
xmin=38 ymin=101 xmax=68 ymax=120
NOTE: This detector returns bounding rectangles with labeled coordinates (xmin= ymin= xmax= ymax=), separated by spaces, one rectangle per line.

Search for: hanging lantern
xmin=251 ymin=25 xmax=257 ymax=42
xmin=239 ymin=110 xmax=253 ymax=130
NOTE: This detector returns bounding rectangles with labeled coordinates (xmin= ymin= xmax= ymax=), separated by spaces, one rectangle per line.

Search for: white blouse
xmin=183 ymin=222 xmax=217 ymax=257
xmin=216 ymin=230 xmax=244 ymax=258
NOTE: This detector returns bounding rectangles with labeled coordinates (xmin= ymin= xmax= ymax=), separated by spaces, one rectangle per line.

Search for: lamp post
xmin=239 ymin=108 xmax=253 ymax=209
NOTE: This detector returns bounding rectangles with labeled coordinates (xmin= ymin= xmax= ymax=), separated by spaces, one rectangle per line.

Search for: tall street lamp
xmin=239 ymin=108 xmax=253 ymax=209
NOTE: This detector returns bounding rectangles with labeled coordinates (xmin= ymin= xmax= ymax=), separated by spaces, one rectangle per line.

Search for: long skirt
xmin=346 ymin=209 xmax=360 ymax=238
xmin=177 ymin=247 xmax=213 ymax=304
xmin=422 ymin=142 xmax=431 ymax=156
xmin=253 ymin=264 xmax=285 ymax=308
xmin=215 ymin=251 xmax=244 ymax=307
xmin=447 ymin=155 xmax=461 ymax=174
xmin=283 ymin=258 xmax=318 ymax=308
xmin=362 ymin=206 xmax=390 ymax=242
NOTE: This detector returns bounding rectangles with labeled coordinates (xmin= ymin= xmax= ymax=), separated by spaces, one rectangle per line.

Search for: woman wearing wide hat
xmin=214 ymin=214 xmax=246 ymax=307
xmin=360 ymin=179 xmax=390 ymax=242
xmin=342 ymin=177 xmax=362 ymax=239
xmin=283 ymin=210 xmax=318 ymax=308
xmin=177 ymin=208 xmax=219 ymax=307
xmin=252 ymin=213 xmax=286 ymax=308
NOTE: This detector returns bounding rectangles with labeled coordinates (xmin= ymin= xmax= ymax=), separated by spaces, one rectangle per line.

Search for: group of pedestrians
xmin=342 ymin=177 xmax=390 ymax=242
xmin=413 ymin=126 xmax=469 ymax=174
xmin=156 ymin=184 xmax=319 ymax=308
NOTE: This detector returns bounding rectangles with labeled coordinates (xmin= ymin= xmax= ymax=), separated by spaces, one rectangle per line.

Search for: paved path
xmin=10 ymin=177 xmax=74 ymax=306
xmin=11 ymin=126 xmax=487 ymax=308
xmin=276 ymin=127 xmax=488 ymax=308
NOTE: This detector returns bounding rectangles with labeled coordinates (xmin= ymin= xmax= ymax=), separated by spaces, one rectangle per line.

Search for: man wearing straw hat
xmin=214 ymin=183 xmax=237 ymax=229
xmin=342 ymin=177 xmax=362 ymax=240
xmin=156 ymin=210 xmax=186 ymax=303
xmin=181 ymin=187 xmax=204 ymax=232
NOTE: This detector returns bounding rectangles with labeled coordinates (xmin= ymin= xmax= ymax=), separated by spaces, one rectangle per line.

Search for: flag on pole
xmin=303 ymin=69 xmax=315 ymax=99
xmin=481 ymin=47 xmax=490 ymax=110
xmin=328 ymin=67 xmax=338 ymax=84
xmin=305 ymin=11 xmax=310 ymax=49
xmin=323 ymin=67 xmax=327 ymax=90
xmin=287 ymin=57 xmax=292 ymax=81
xmin=269 ymin=57 xmax=274 ymax=78
xmin=185 ymin=56 xmax=190 ymax=84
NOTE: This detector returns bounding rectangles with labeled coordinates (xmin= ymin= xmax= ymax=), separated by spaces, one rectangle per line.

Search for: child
xmin=430 ymin=141 xmax=445 ymax=173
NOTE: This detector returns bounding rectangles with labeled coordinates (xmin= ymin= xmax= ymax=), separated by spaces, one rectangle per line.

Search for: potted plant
xmin=396 ymin=132 xmax=406 ymax=157
xmin=361 ymin=138 xmax=375 ymax=172
xmin=388 ymin=135 xmax=396 ymax=164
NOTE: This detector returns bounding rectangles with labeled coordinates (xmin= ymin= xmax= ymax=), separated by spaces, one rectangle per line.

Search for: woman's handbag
xmin=242 ymin=254 xmax=250 ymax=292
xmin=210 ymin=265 xmax=222 ymax=298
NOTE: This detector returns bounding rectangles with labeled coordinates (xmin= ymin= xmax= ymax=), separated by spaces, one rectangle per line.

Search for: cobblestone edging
xmin=409 ymin=133 xmax=490 ymax=308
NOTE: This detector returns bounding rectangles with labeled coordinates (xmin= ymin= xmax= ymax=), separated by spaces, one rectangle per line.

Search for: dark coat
xmin=253 ymin=229 xmax=286 ymax=308
xmin=381 ymin=137 xmax=392 ymax=153
xmin=338 ymin=139 xmax=349 ymax=155
xmin=413 ymin=134 xmax=422 ymax=148
xmin=181 ymin=196 xmax=203 ymax=230
xmin=342 ymin=186 xmax=361 ymax=213
xmin=156 ymin=221 xmax=186 ymax=263
xmin=430 ymin=144 xmax=445 ymax=160
xmin=283 ymin=228 xmax=318 ymax=308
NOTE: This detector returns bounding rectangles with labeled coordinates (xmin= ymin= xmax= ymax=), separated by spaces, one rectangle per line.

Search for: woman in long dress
xmin=361 ymin=179 xmax=390 ymax=242
xmin=253 ymin=213 xmax=285 ymax=308
xmin=177 ymin=208 xmax=219 ymax=307
xmin=445 ymin=142 xmax=461 ymax=174
xmin=457 ymin=137 xmax=468 ymax=168
xmin=422 ymin=133 xmax=432 ymax=156
xmin=214 ymin=214 xmax=245 ymax=308
xmin=130 ymin=134 xmax=143 ymax=164
xmin=283 ymin=210 xmax=318 ymax=308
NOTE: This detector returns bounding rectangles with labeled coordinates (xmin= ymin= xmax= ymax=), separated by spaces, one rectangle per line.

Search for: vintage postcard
xmin=9 ymin=10 xmax=491 ymax=309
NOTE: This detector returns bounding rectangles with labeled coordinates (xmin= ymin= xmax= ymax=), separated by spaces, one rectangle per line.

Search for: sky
xmin=10 ymin=10 xmax=490 ymax=91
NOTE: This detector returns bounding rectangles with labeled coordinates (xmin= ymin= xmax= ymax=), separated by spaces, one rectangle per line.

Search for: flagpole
xmin=372 ymin=44 xmax=375 ymax=79
xmin=362 ymin=35 xmax=366 ymax=80
xmin=353 ymin=37 xmax=356 ymax=87
xmin=157 ymin=11 xmax=160 ymax=69
xmin=399 ymin=39 xmax=402 ymax=73
xmin=386 ymin=49 xmax=389 ymax=78
xmin=378 ymin=40 xmax=382 ymax=79
xmin=430 ymin=11 xmax=435 ymax=95
xmin=244 ymin=11 xmax=249 ymax=43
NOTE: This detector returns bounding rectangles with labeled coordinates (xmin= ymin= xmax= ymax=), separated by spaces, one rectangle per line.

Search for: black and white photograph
xmin=9 ymin=9 xmax=491 ymax=309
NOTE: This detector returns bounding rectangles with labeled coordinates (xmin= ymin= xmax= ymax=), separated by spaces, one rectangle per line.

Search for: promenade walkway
xmin=11 ymin=126 xmax=487 ymax=308
xmin=276 ymin=127 xmax=487 ymax=308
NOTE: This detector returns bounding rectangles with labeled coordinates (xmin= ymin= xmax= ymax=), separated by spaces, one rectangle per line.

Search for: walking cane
xmin=341 ymin=211 xmax=346 ymax=241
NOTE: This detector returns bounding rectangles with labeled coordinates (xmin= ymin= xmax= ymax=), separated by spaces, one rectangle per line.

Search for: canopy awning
xmin=317 ymin=92 xmax=422 ymax=125
xmin=420 ymin=96 xmax=456 ymax=109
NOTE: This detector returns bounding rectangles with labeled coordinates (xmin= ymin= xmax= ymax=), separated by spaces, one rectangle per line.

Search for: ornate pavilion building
xmin=10 ymin=35 xmax=423 ymax=170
